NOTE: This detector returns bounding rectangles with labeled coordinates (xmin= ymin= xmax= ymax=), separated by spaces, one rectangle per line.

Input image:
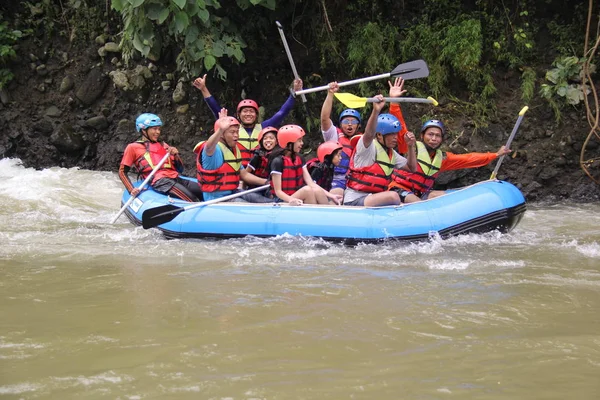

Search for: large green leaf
xmin=185 ymin=25 xmax=199 ymax=46
xmin=204 ymin=54 xmax=216 ymax=70
xmin=172 ymin=0 xmax=187 ymax=9
xmin=129 ymin=0 xmax=145 ymax=8
xmin=111 ymin=0 xmax=124 ymax=11
xmin=198 ymin=8 xmax=209 ymax=23
xmin=146 ymin=4 xmax=167 ymax=20
xmin=158 ymin=8 xmax=170 ymax=24
xmin=174 ymin=11 xmax=190 ymax=34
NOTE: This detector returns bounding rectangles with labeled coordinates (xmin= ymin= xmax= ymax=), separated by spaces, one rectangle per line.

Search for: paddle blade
xmin=142 ymin=204 xmax=183 ymax=229
xmin=334 ymin=93 xmax=368 ymax=108
xmin=390 ymin=59 xmax=429 ymax=80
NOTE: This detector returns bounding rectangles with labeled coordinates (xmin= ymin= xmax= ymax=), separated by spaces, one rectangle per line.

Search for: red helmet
xmin=277 ymin=125 xmax=305 ymax=148
xmin=213 ymin=117 xmax=240 ymax=132
xmin=317 ymin=142 xmax=343 ymax=163
xmin=350 ymin=134 xmax=363 ymax=149
xmin=236 ymin=99 xmax=259 ymax=114
xmin=258 ymin=126 xmax=278 ymax=143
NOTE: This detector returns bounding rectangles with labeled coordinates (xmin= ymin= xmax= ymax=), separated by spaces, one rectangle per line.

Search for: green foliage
xmin=520 ymin=67 xmax=536 ymax=103
xmin=540 ymin=56 xmax=594 ymax=106
xmin=111 ymin=0 xmax=274 ymax=80
xmin=0 ymin=15 xmax=23 ymax=89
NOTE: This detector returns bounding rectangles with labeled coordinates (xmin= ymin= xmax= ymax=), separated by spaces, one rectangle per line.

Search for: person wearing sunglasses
xmin=320 ymin=81 xmax=363 ymax=198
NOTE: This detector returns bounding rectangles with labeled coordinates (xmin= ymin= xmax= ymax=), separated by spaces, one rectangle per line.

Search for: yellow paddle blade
xmin=427 ymin=96 xmax=439 ymax=106
xmin=334 ymin=93 xmax=368 ymax=108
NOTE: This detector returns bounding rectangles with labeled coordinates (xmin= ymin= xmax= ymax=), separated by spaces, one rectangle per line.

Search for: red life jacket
xmin=251 ymin=149 xmax=270 ymax=179
xmin=237 ymin=124 xmax=262 ymax=167
xmin=390 ymin=142 xmax=443 ymax=196
xmin=195 ymin=141 xmax=242 ymax=193
xmin=346 ymin=141 xmax=395 ymax=193
xmin=306 ymin=157 xmax=333 ymax=191
xmin=270 ymin=154 xmax=304 ymax=196
xmin=133 ymin=140 xmax=174 ymax=179
xmin=334 ymin=128 xmax=362 ymax=176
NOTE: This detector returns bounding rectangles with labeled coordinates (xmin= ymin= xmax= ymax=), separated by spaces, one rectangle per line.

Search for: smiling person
xmin=118 ymin=113 xmax=203 ymax=202
xmin=268 ymin=125 xmax=339 ymax=206
xmin=388 ymin=113 xmax=512 ymax=203
xmin=193 ymin=75 xmax=303 ymax=167
xmin=320 ymin=81 xmax=363 ymax=197
xmin=239 ymin=126 xmax=278 ymax=203
xmin=343 ymin=91 xmax=417 ymax=207
xmin=194 ymin=110 xmax=266 ymax=202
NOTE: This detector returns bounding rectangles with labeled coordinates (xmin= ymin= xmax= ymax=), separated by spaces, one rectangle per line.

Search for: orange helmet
xmin=317 ymin=142 xmax=343 ymax=163
xmin=277 ymin=125 xmax=305 ymax=148
xmin=258 ymin=126 xmax=278 ymax=143
xmin=236 ymin=99 xmax=259 ymax=114
xmin=213 ymin=117 xmax=240 ymax=132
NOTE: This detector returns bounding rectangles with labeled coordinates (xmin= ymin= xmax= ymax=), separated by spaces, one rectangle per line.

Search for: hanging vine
xmin=580 ymin=0 xmax=600 ymax=184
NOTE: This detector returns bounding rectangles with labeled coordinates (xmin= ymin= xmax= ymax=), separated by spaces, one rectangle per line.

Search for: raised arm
xmin=320 ymin=82 xmax=338 ymax=132
xmin=262 ymin=79 xmax=303 ymax=128
xmin=362 ymin=94 xmax=386 ymax=148
xmin=204 ymin=109 xmax=231 ymax=156
xmin=193 ymin=74 xmax=221 ymax=119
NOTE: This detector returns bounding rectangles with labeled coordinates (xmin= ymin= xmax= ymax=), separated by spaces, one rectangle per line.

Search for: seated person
xmin=119 ymin=113 xmax=202 ymax=202
xmin=305 ymin=142 xmax=344 ymax=204
xmin=268 ymin=125 xmax=340 ymax=206
xmin=194 ymin=111 xmax=266 ymax=202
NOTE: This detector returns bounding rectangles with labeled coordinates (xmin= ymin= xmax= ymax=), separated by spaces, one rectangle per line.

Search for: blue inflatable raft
xmin=120 ymin=179 xmax=526 ymax=244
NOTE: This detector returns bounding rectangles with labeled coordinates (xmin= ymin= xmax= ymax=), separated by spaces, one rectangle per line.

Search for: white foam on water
xmin=0 ymin=382 xmax=43 ymax=394
xmin=427 ymin=260 xmax=471 ymax=271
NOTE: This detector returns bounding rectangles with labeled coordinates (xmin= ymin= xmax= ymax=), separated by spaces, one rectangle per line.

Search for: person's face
xmin=145 ymin=126 xmax=161 ymax=142
xmin=331 ymin=149 xmax=343 ymax=166
xmin=292 ymin=137 xmax=303 ymax=153
xmin=239 ymin=107 xmax=257 ymax=125
xmin=377 ymin=133 xmax=398 ymax=149
xmin=262 ymin=132 xmax=276 ymax=151
xmin=340 ymin=117 xmax=359 ymax=136
xmin=223 ymin=125 xmax=240 ymax=148
xmin=422 ymin=127 xmax=443 ymax=149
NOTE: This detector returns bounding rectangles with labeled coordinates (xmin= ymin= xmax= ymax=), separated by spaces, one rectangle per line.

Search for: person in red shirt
xmin=118 ymin=113 xmax=203 ymax=202
xmin=388 ymin=86 xmax=511 ymax=202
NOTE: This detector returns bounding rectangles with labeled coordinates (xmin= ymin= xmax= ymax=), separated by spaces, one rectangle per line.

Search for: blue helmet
xmin=421 ymin=119 xmax=445 ymax=136
xmin=376 ymin=113 xmax=402 ymax=136
xmin=136 ymin=113 xmax=163 ymax=132
xmin=339 ymin=109 xmax=361 ymax=124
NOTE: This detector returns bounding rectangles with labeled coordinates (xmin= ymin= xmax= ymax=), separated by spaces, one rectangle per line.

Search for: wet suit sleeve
xmin=248 ymin=152 xmax=261 ymax=171
xmin=262 ymin=94 xmax=296 ymax=128
xmin=389 ymin=103 xmax=409 ymax=154
xmin=119 ymin=164 xmax=135 ymax=194
xmin=441 ymin=152 xmax=498 ymax=171
xmin=203 ymin=96 xmax=222 ymax=119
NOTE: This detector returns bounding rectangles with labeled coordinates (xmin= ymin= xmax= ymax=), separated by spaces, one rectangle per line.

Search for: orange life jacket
xmin=346 ymin=141 xmax=395 ymax=193
xmin=133 ymin=140 xmax=174 ymax=179
xmin=195 ymin=141 xmax=242 ymax=193
xmin=390 ymin=142 xmax=443 ymax=196
xmin=270 ymin=154 xmax=304 ymax=196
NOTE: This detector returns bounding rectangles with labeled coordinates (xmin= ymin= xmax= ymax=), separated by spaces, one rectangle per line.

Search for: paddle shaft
xmin=181 ymin=184 xmax=271 ymax=212
xmin=490 ymin=106 xmax=529 ymax=180
xmin=367 ymin=97 xmax=436 ymax=104
xmin=111 ymin=151 xmax=171 ymax=224
xmin=295 ymin=72 xmax=392 ymax=95
xmin=276 ymin=21 xmax=307 ymax=103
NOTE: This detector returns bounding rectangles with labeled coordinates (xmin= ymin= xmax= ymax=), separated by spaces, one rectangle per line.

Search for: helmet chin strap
xmin=141 ymin=129 xmax=157 ymax=143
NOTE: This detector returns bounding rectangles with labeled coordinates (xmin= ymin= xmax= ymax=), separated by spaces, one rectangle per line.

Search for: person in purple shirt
xmin=193 ymin=75 xmax=303 ymax=167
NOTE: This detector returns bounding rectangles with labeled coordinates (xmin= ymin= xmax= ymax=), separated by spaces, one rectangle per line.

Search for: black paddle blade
xmin=142 ymin=204 xmax=183 ymax=229
xmin=390 ymin=59 xmax=429 ymax=80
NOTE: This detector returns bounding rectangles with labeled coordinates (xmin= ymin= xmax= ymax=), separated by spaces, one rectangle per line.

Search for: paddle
xmin=142 ymin=184 xmax=271 ymax=229
xmin=490 ymin=106 xmax=529 ymax=180
xmin=110 ymin=152 xmax=171 ymax=224
xmin=294 ymin=60 xmax=429 ymax=96
xmin=334 ymin=92 xmax=438 ymax=108
xmin=276 ymin=21 xmax=307 ymax=103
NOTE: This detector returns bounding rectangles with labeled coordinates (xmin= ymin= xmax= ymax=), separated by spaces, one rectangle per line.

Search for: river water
xmin=1 ymin=158 xmax=599 ymax=399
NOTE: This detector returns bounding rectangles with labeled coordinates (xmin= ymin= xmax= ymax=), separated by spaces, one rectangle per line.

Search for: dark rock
xmin=59 ymin=76 xmax=74 ymax=93
xmin=45 ymin=106 xmax=62 ymax=118
xmin=458 ymin=135 xmax=470 ymax=146
xmin=50 ymin=124 xmax=86 ymax=153
xmin=33 ymin=118 xmax=54 ymax=135
xmin=75 ymin=68 xmax=108 ymax=106
xmin=538 ymin=167 xmax=559 ymax=181
xmin=84 ymin=115 xmax=109 ymax=130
